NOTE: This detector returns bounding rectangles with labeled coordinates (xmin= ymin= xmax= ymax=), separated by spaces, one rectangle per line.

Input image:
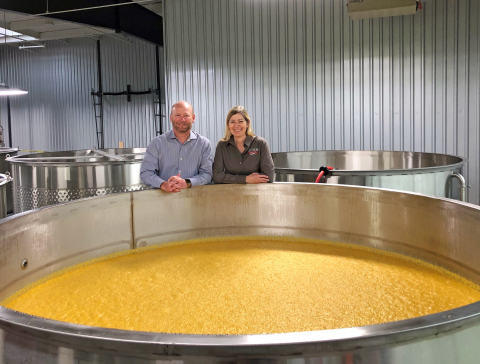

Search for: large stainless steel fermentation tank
xmin=0 ymin=147 xmax=18 ymax=214
xmin=273 ymin=150 xmax=467 ymax=200
xmin=1 ymin=184 xmax=480 ymax=363
xmin=7 ymin=148 xmax=148 ymax=213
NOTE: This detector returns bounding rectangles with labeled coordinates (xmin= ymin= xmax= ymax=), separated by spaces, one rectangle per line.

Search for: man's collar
xmin=168 ymin=129 xmax=197 ymax=141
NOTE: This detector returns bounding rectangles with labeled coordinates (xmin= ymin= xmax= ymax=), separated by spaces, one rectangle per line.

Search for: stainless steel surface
xmin=0 ymin=148 xmax=18 ymax=214
xmin=0 ymin=172 xmax=12 ymax=218
xmin=273 ymin=150 xmax=466 ymax=200
xmin=8 ymin=148 xmax=148 ymax=213
xmin=90 ymin=148 xmax=128 ymax=161
xmin=2 ymin=184 xmax=480 ymax=363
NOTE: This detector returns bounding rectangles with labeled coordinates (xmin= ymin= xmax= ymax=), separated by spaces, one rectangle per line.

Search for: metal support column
xmin=7 ymin=96 xmax=12 ymax=148
xmin=154 ymin=45 xmax=164 ymax=136
xmin=93 ymin=39 xmax=104 ymax=149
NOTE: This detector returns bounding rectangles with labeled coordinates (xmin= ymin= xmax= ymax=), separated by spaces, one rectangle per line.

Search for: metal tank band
xmin=272 ymin=150 xmax=467 ymax=201
xmin=1 ymin=184 xmax=480 ymax=363
xmin=7 ymin=148 xmax=149 ymax=213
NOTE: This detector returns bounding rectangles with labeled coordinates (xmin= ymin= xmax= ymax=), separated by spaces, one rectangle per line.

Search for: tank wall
xmin=0 ymin=193 xmax=133 ymax=302
xmin=275 ymin=167 xmax=464 ymax=200
xmin=3 ymin=185 xmax=480 ymax=301
xmin=10 ymin=162 xmax=148 ymax=213
xmin=133 ymin=185 xmax=480 ymax=284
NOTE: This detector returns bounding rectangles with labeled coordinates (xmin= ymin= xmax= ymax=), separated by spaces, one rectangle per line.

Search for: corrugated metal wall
xmin=0 ymin=36 xmax=160 ymax=152
xmin=164 ymin=0 xmax=480 ymax=204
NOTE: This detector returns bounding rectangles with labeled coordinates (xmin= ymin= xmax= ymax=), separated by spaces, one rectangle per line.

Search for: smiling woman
xmin=212 ymin=106 xmax=274 ymax=184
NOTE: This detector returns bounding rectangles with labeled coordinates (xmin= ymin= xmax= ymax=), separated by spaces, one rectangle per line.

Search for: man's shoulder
xmin=150 ymin=130 xmax=172 ymax=143
xmin=192 ymin=131 xmax=212 ymax=146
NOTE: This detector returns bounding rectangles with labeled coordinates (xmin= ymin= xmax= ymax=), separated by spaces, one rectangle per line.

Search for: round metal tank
xmin=0 ymin=147 xmax=18 ymax=214
xmin=0 ymin=172 xmax=12 ymax=218
xmin=1 ymin=184 xmax=480 ymax=363
xmin=7 ymin=148 xmax=148 ymax=213
xmin=273 ymin=150 xmax=467 ymax=200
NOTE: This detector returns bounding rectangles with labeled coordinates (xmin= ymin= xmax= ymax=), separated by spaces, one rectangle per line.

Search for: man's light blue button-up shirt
xmin=140 ymin=129 xmax=213 ymax=188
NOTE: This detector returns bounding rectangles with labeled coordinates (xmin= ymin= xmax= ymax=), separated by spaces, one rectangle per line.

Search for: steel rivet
xmin=21 ymin=259 xmax=28 ymax=270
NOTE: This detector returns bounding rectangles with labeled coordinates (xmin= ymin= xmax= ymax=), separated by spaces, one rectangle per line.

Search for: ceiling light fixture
xmin=18 ymin=44 xmax=45 ymax=49
xmin=0 ymin=83 xmax=28 ymax=96
xmin=1 ymin=12 xmax=28 ymax=97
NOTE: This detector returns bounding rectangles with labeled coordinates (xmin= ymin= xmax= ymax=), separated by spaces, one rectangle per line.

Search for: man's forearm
xmin=140 ymin=170 xmax=165 ymax=188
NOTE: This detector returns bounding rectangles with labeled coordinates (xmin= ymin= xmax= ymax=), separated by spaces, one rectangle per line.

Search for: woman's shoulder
xmin=215 ymin=139 xmax=230 ymax=149
xmin=252 ymin=136 xmax=270 ymax=146
xmin=216 ymin=138 xmax=229 ymax=145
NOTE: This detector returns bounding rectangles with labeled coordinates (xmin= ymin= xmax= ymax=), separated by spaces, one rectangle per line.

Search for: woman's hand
xmin=246 ymin=173 xmax=269 ymax=184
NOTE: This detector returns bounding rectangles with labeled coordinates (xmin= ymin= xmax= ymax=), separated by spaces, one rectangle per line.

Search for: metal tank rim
xmin=0 ymin=173 xmax=12 ymax=187
xmin=6 ymin=148 xmax=145 ymax=167
xmin=273 ymin=150 xmax=466 ymax=176
xmin=1 ymin=184 xmax=480 ymax=355
xmin=0 ymin=147 xmax=19 ymax=155
xmin=0 ymin=302 xmax=480 ymax=353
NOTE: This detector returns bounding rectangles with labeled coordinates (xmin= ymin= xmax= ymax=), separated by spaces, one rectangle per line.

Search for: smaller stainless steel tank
xmin=273 ymin=150 xmax=467 ymax=201
xmin=0 ymin=172 xmax=12 ymax=218
xmin=0 ymin=147 xmax=18 ymax=213
xmin=7 ymin=148 xmax=148 ymax=213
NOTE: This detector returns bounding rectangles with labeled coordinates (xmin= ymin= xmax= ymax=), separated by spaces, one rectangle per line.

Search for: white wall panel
xmin=164 ymin=0 xmax=480 ymax=204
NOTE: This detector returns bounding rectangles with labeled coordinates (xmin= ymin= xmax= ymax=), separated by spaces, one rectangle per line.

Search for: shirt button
xmin=180 ymin=158 xmax=182 ymax=160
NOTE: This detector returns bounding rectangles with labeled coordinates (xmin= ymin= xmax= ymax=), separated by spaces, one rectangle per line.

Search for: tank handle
xmin=3 ymin=171 xmax=12 ymax=182
xmin=451 ymin=173 xmax=467 ymax=202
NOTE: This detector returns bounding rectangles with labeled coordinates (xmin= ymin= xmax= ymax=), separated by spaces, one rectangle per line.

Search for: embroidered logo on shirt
xmin=248 ymin=148 xmax=259 ymax=155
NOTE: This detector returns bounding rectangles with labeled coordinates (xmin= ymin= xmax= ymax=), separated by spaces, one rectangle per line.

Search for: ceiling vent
xmin=347 ymin=0 xmax=418 ymax=20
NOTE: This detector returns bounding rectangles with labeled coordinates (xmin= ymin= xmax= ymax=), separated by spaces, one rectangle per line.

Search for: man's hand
xmin=160 ymin=181 xmax=182 ymax=193
xmin=168 ymin=174 xmax=189 ymax=189
xmin=246 ymin=173 xmax=269 ymax=184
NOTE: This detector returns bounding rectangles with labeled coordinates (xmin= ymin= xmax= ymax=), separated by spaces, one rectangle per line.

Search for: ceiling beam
xmin=10 ymin=18 xmax=55 ymax=30
xmin=0 ymin=0 xmax=163 ymax=46
xmin=38 ymin=27 xmax=115 ymax=41
xmin=13 ymin=28 xmax=40 ymax=39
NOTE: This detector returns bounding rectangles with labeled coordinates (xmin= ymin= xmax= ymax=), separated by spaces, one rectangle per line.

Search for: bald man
xmin=140 ymin=101 xmax=213 ymax=192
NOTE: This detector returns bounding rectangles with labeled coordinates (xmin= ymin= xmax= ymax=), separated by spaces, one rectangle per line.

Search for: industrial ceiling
xmin=0 ymin=0 xmax=163 ymax=48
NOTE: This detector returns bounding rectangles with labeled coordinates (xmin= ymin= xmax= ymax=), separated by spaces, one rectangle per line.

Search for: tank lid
xmin=7 ymin=148 xmax=146 ymax=165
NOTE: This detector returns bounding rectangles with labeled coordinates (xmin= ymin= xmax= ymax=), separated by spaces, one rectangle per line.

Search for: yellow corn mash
xmin=3 ymin=237 xmax=480 ymax=335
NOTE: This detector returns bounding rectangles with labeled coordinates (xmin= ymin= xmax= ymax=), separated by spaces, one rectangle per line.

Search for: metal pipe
xmin=451 ymin=172 xmax=467 ymax=202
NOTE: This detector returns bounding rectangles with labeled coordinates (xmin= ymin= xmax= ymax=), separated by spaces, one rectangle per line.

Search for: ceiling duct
xmin=347 ymin=0 xmax=418 ymax=20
